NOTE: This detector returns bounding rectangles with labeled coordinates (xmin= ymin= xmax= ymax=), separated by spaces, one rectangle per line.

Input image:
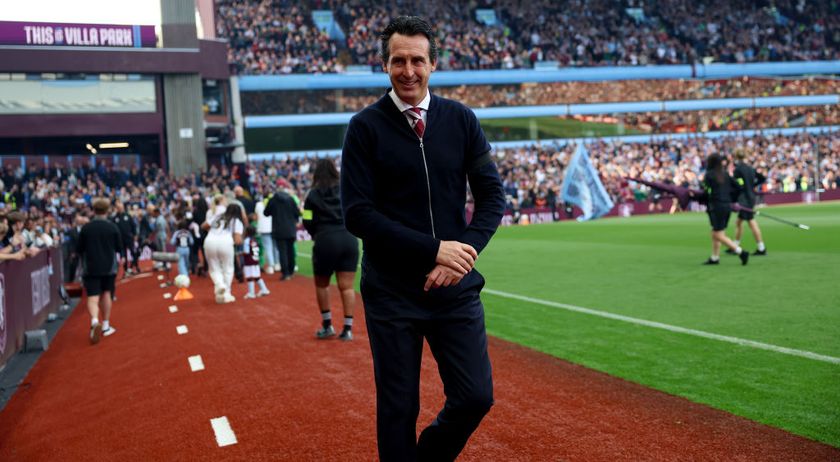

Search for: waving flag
xmin=561 ymin=144 xmax=614 ymax=220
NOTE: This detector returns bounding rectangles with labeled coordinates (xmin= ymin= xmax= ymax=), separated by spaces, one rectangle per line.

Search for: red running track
xmin=0 ymin=272 xmax=837 ymax=461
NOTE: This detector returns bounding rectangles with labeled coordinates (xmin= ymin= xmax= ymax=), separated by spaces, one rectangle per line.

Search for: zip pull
xmin=420 ymin=141 xmax=423 ymax=149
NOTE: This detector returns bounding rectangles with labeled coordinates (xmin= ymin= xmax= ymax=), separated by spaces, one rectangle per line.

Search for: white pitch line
xmin=176 ymin=325 xmax=189 ymax=335
xmin=483 ymin=288 xmax=840 ymax=365
xmin=188 ymin=355 xmax=205 ymax=372
xmin=300 ymin=250 xmax=839 ymax=365
xmin=168 ymin=305 xmax=178 ymax=313
xmin=210 ymin=416 xmax=237 ymax=447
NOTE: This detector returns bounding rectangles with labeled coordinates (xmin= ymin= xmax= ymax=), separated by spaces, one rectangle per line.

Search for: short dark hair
xmin=380 ymin=16 xmax=437 ymax=65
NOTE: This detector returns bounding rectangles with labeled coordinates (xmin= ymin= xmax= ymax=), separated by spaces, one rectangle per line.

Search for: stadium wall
xmin=244 ymin=125 xmax=840 ymax=160
xmin=505 ymin=189 xmax=840 ymax=226
xmin=238 ymin=61 xmax=840 ymax=91
xmin=0 ymin=250 xmax=64 ymax=369
xmin=244 ymin=94 xmax=839 ymax=128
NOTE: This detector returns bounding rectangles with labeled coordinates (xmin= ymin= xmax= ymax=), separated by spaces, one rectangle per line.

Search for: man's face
xmin=383 ymin=33 xmax=436 ymax=106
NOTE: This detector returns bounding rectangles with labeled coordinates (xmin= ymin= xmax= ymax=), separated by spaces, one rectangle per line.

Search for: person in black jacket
xmin=64 ymin=214 xmax=85 ymax=283
xmin=341 ymin=16 xmax=505 ymax=462
xmin=110 ymin=201 xmax=136 ymax=276
xmin=262 ymin=187 xmax=300 ymax=280
xmin=302 ymin=158 xmax=359 ymax=341
xmin=78 ymin=198 xmax=123 ymax=344
xmin=731 ymin=150 xmax=767 ymax=255
xmin=702 ymin=153 xmax=749 ymax=266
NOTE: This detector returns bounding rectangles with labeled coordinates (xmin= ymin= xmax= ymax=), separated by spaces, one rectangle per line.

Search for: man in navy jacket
xmin=341 ymin=16 xmax=505 ymax=462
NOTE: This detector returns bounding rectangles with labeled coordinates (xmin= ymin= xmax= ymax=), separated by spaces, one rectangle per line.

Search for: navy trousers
xmin=364 ymin=298 xmax=494 ymax=462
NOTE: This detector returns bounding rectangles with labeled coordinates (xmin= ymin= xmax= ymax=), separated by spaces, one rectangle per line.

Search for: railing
xmin=0 ymin=249 xmax=64 ymax=369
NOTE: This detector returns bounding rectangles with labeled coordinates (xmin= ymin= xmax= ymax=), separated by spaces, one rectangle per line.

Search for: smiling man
xmin=340 ymin=15 xmax=505 ymax=462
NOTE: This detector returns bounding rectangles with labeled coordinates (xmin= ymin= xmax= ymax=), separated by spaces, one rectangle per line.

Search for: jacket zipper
xmin=419 ymin=140 xmax=436 ymax=238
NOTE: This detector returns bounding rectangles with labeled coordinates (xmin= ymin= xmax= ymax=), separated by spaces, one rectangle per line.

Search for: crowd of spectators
xmin=1 ymin=131 xmax=837 ymax=270
xmin=493 ymin=131 xmax=839 ymax=213
xmin=216 ymin=0 xmax=839 ymax=75
xmin=216 ymin=1 xmax=343 ymax=75
xmin=241 ymin=77 xmax=839 ymax=136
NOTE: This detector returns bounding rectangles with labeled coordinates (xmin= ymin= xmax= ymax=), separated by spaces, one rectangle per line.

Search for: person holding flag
xmin=702 ymin=154 xmax=749 ymax=266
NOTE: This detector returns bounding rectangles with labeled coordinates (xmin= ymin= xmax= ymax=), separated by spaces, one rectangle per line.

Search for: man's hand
xmin=436 ymin=240 xmax=478 ymax=274
xmin=424 ymin=264 xmax=466 ymax=292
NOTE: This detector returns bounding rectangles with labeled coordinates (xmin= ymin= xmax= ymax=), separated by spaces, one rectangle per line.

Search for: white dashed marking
xmin=188 ymin=355 xmax=205 ymax=372
xmin=210 ymin=416 xmax=237 ymax=447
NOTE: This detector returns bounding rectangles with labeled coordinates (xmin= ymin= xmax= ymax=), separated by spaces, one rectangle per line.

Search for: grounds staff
xmin=340 ymin=15 xmax=505 ymax=462
xmin=732 ymin=150 xmax=767 ymax=255
xmin=702 ymin=153 xmax=749 ymax=266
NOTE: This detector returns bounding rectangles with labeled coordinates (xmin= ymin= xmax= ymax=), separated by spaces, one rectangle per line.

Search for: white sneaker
xmin=274 ymin=264 xmax=281 ymax=271
xmin=243 ymin=293 xmax=256 ymax=299
xmin=265 ymin=266 xmax=275 ymax=275
xmin=103 ymin=326 xmax=117 ymax=337
xmin=215 ymin=286 xmax=226 ymax=304
xmin=258 ymin=289 xmax=270 ymax=297
xmin=223 ymin=294 xmax=236 ymax=304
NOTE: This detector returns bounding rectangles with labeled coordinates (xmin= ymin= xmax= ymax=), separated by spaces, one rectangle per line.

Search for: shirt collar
xmin=388 ymin=89 xmax=431 ymax=113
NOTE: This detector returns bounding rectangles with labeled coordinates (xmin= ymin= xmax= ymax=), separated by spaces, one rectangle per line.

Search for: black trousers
xmin=274 ymin=237 xmax=296 ymax=277
xmin=364 ymin=298 xmax=493 ymax=462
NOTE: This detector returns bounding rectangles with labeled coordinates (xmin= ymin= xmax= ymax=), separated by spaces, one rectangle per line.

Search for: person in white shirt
xmin=203 ymin=203 xmax=244 ymax=304
xmin=254 ymin=192 xmax=278 ymax=274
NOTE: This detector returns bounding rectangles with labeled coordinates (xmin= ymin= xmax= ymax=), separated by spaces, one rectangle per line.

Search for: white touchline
xmin=176 ymin=325 xmax=188 ymax=335
xmin=298 ymin=251 xmax=840 ymax=365
xmin=210 ymin=416 xmax=237 ymax=447
xmin=482 ymin=288 xmax=840 ymax=366
xmin=188 ymin=355 xmax=205 ymax=372
xmin=168 ymin=305 xmax=178 ymax=313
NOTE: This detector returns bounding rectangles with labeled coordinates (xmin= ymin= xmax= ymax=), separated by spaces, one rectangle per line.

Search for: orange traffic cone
xmin=174 ymin=287 xmax=194 ymax=301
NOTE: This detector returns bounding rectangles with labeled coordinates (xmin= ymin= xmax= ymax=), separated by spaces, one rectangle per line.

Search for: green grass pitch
xmin=295 ymin=201 xmax=840 ymax=446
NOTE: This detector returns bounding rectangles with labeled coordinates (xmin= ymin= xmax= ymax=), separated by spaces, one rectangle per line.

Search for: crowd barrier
xmin=0 ymin=249 xmax=64 ymax=369
xmin=501 ymin=189 xmax=840 ymax=226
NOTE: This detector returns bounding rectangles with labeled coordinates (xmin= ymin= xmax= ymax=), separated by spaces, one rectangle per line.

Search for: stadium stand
xmin=216 ymin=0 xmax=839 ymax=75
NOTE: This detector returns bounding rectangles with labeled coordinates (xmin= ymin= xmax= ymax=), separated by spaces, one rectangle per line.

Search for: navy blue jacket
xmin=341 ymin=92 xmax=504 ymax=315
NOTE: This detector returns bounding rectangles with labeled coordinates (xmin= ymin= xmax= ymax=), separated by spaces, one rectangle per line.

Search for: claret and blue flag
xmin=560 ymin=143 xmax=615 ymax=221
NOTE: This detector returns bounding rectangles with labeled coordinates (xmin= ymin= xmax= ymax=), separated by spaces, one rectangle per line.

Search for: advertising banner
xmin=0 ymin=249 xmax=63 ymax=368
xmin=0 ymin=20 xmax=156 ymax=48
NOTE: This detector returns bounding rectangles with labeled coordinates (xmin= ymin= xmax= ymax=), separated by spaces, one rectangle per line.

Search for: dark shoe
xmin=338 ymin=329 xmax=353 ymax=341
xmin=753 ymin=249 xmax=767 ymax=256
xmin=90 ymin=322 xmax=102 ymax=345
xmin=725 ymin=248 xmax=737 ymax=255
xmin=316 ymin=325 xmax=335 ymax=339
xmin=739 ymin=251 xmax=750 ymax=266
xmin=702 ymin=258 xmax=720 ymax=265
